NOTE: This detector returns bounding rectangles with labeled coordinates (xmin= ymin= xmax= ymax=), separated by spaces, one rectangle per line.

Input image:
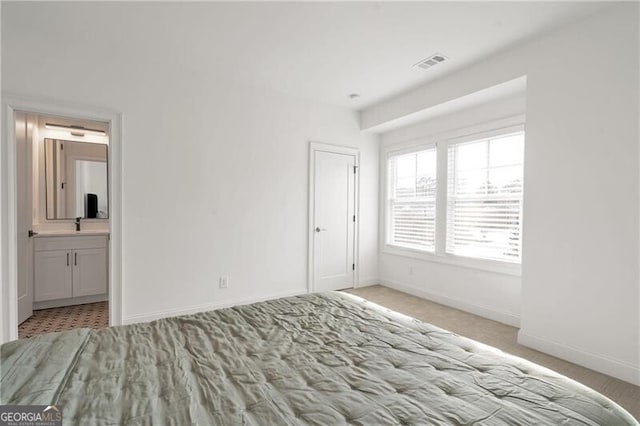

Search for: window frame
xmin=386 ymin=144 xmax=438 ymax=253
xmin=381 ymin=116 xmax=524 ymax=276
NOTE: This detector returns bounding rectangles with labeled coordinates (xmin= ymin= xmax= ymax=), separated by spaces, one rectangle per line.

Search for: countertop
xmin=34 ymin=230 xmax=110 ymax=238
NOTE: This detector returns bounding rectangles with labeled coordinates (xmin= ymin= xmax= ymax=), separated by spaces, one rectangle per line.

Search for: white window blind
xmin=446 ymin=132 xmax=524 ymax=262
xmin=388 ymin=148 xmax=437 ymax=251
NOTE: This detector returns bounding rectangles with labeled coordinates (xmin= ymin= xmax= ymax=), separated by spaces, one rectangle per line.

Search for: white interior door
xmin=312 ymin=149 xmax=356 ymax=292
xmin=16 ymin=111 xmax=34 ymax=324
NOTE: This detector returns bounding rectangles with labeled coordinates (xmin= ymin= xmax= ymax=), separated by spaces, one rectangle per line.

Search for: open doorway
xmin=1 ymin=96 xmax=122 ymax=343
xmin=15 ymin=112 xmax=110 ymax=338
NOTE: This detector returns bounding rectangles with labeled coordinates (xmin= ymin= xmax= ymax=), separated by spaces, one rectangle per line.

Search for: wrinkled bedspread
xmin=1 ymin=292 xmax=637 ymax=425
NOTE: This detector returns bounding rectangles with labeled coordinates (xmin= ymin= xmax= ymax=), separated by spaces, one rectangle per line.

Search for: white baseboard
xmin=380 ymin=279 xmax=521 ymax=327
xmin=518 ymin=330 xmax=640 ymax=386
xmin=356 ymin=277 xmax=379 ymax=288
xmin=34 ymin=294 xmax=108 ymax=310
xmin=122 ymin=289 xmax=308 ymax=325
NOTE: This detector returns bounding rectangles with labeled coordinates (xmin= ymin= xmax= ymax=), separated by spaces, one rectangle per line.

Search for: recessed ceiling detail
xmin=3 ymin=2 xmax=610 ymax=109
xmin=415 ymin=54 xmax=447 ymax=70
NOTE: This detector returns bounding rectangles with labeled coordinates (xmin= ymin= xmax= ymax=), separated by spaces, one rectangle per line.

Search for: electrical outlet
xmin=219 ymin=275 xmax=228 ymax=289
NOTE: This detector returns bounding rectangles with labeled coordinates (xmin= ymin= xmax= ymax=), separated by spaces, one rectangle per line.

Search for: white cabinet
xmin=34 ymin=235 xmax=108 ymax=304
xmin=72 ymin=248 xmax=108 ymax=297
xmin=34 ymin=250 xmax=73 ymax=301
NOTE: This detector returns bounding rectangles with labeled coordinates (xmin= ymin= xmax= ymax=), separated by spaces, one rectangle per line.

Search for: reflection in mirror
xmin=45 ymin=139 xmax=108 ymax=220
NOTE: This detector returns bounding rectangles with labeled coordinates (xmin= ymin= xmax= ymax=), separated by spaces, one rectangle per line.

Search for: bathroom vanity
xmin=33 ymin=232 xmax=109 ymax=309
xmin=33 ymin=132 xmax=110 ymax=309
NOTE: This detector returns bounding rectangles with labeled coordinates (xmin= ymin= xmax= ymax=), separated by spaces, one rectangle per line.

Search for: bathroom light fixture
xmin=45 ymin=123 xmax=107 ymax=136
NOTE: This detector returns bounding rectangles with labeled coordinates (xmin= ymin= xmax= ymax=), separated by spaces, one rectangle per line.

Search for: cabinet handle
xmin=67 ymin=253 xmax=69 ymax=266
xmin=74 ymin=252 xmax=77 ymax=266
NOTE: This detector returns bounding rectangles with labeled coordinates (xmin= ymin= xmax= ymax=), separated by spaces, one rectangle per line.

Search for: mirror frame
xmin=43 ymin=138 xmax=109 ymax=221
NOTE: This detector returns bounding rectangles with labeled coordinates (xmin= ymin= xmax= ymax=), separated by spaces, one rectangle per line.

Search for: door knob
xmin=28 ymin=230 xmax=38 ymax=237
xmin=315 ymin=227 xmax=327 ymax=232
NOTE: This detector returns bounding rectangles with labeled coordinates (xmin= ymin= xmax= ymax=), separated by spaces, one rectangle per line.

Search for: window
xmin=387 ymin=148 xmax=437 ymax=251
xmin=447 ymin=132 xmax=525 ymax=262
xmin=383 ymin=121 xmax=525 ymax=272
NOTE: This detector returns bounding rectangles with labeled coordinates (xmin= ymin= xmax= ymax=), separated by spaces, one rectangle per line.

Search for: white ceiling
xmin=4 ymin=1 xmax=611 ymax=110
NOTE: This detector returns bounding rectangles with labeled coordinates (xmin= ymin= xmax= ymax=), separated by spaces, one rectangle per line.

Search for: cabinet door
xmin=72 ymin=248 xmax=108 ymax=297
xmin=34 ymin=250 xmax=73 ymax=302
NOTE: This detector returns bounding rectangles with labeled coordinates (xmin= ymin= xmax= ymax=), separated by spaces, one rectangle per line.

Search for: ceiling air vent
xmin=415 ymin=54 xmax=447 ymax=70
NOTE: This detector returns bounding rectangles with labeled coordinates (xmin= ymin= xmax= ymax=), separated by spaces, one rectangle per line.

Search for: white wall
xmin=1 ymin=3 xmax=379 ymax=323
xmin=365 ymin=5 xmax=639 ymax=384
xmin=379 ymin=95 xmax=526 ymax=327
xmin=519 ymin=5 xmax=639 ymax=385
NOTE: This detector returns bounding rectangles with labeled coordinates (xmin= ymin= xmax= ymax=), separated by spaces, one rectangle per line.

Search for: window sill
xmin=381 ymin=244 xmax=522 ymax=277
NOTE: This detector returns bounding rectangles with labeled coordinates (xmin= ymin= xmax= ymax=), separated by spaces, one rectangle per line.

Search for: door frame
xmin=307 ymin=141 xmax=360 ymax=293
xmin=1 ymin=93 xmax=123 ymax=343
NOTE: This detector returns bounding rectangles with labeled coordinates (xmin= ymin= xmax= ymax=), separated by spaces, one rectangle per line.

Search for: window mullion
xmin=435 ymin=141 xmax=448 ymax=255
xmin=486 ymin=140 xmax=491 ymax=194
xmin=387 ymin=159 xmax=396 ymax=246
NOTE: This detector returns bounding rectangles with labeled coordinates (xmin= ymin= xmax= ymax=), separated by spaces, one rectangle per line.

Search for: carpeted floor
xmin=18 ymin=302 xmax=108 ymax=339
xmin=346 ymin=285 xmax=640 ymax=421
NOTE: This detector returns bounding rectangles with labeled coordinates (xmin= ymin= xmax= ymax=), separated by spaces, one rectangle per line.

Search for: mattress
xmin=1 ymin=292 xmax=637 ymax=425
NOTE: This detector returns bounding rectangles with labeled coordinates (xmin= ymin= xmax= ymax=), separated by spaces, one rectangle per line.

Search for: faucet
xmin=75 ymin=217 xmax=82 ymax=231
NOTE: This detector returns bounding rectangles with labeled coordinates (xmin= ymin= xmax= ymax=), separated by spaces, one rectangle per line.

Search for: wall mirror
xmin=45 ymin=138 xmax=108 ymax=220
